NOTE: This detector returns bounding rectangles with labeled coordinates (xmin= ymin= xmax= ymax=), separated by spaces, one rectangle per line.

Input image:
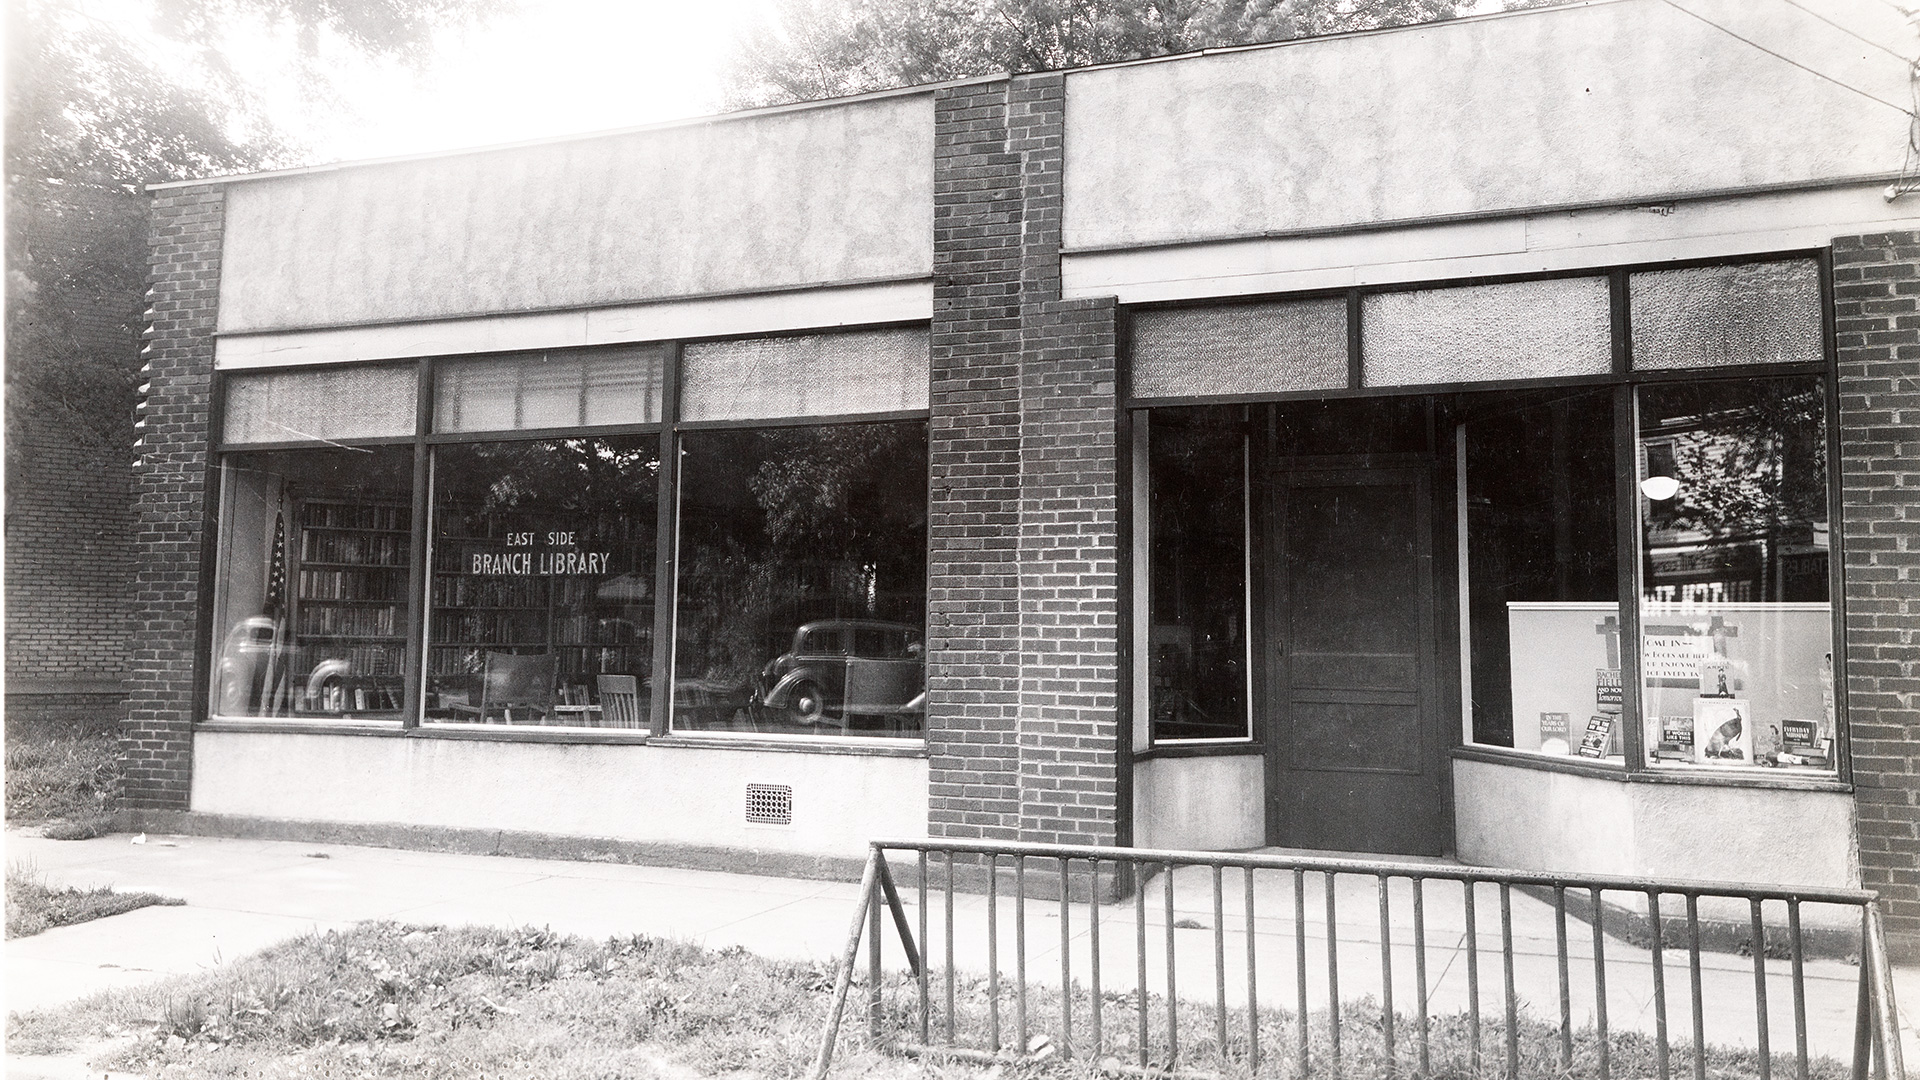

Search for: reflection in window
xmin=672 ymin=421 xmax=927 ymax=738
xmin=1638 ymin=376 xmax=1832 ymax=771
xmin=1147 ymin=408 xmax=1249 ymax=741
xmin=425 ymin=438 xmax=659 ymax=728
xmin=1459 ymin=390 xmax=1618 ymax=757
xmin=210 ymin=447 xmax=413 ymax=719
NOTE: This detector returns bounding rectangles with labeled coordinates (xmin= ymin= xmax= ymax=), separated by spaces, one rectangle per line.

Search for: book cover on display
xmin=1576 ymin=714 xmax=1615 ymax=758
xmin=1655 ymin=715 xmax=1694 ymax=760
xmin=1539 ymin=712 xmax=1571 ymax=755
xmin=1594 ymin=668 xmax=1622 ymax=712
xmin=1693 ymin=697 xmax=1752 ymax=764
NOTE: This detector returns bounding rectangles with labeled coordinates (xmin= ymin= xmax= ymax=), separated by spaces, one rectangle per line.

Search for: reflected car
xmin=756 ymin=619 xmax=926 ymax=726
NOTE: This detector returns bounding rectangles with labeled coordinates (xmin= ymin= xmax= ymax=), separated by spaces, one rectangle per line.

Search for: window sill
xmin=1451 ymin=744 xmax=1850 ymax=792
xmin=650 ymin=734 xmax=928 ymax=758
xmin=198 ymin=719 xmax=405 ymax=737
xmin=1134 ymin=741 xmax=1263 ymax=760
xmin=411 ymin=725 xmax=652 ymax=746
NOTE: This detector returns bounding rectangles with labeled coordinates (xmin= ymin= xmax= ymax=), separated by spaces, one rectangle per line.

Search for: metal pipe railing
xmin=811 ymin=838 xmax=1907 ymax=1080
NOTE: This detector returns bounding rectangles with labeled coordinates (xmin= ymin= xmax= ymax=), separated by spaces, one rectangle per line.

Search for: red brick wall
xmin=1832 ymin=231 xmax=1920 ymax=957
xmin=927 ymin=73 xmax=1123 ymax=847
xmin=122 ymin=185 xmax=225 ymax=809
xmin=5 ymin=288 xmax=139 ymax=725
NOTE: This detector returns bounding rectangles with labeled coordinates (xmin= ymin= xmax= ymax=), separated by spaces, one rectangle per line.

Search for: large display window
xmin=671 ymin=420 xmax=928 ymax=738
xmin=423 ymin=437 xmax=659 ymax=729
xmin=209 ymin=446 xmax=415 ymax=721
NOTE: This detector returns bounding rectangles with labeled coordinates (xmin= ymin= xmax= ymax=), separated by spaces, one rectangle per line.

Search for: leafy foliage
xmin=6 ymin=862 xmax=183 ymax=938
xmin=724 ymin=0 xmax=1463 ymax=108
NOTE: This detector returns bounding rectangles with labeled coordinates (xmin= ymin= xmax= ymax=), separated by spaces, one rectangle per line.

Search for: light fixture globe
xmin=1640 ymin=475 xmax=1681 ymax=502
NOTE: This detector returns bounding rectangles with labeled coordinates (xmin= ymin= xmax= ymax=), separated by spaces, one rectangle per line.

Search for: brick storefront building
xmin=128 ymin=2 xmax=1920 ymax=956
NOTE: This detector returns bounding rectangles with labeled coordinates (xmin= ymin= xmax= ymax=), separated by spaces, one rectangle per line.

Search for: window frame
xmin=202 ymin=327 xmax=933 ymax=747
xmin=1123 ymin=251 xmax=1849 ymax=786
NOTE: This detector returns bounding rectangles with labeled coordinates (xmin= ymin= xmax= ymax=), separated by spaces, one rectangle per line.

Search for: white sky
xmin=104 ymin=0 xmax=779 ymax=168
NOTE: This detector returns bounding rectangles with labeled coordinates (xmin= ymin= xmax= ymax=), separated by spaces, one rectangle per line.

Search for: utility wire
xmin=1660 ymin=0 xmax=1913 ymax=117
xmin=1776 ymin=0 xmax=1912 ymax=63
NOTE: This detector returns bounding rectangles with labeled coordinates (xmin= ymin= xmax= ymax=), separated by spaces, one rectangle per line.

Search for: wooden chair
xmin=597 ymin=674 xmax=642 ymax=729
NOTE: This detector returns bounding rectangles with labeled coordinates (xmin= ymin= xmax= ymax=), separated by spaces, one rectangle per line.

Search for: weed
xmin=6 ymin=862 xmax=183 ymax=939
xmin=5 ymin=722 xmax=117 ymax=827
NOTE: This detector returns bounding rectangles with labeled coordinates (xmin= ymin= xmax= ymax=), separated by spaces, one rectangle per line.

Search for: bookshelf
xmin=289 ymin=499 xmax=409 ymax=715
xmin=426 ymin=511 xmax=653 ymax=716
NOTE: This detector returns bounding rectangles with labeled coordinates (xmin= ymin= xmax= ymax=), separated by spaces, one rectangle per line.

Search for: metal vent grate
xmin=745 ymin=784 xmax=793 ymax=825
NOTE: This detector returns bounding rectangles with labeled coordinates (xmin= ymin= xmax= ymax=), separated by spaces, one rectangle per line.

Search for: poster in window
xmin=1693 ymin=697 xmax=1752 ymax=765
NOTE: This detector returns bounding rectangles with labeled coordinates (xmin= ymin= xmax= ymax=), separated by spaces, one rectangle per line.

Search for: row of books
xmin=424 ymin=645 xmax=647 ymax=677
xmin=297 ymin=605 xmax=399 ymax=638
xmin=431 ymin=575 xmax=549 ymax=608
xmin=300 ymin=568 xmax=405 ymax=602
xmin=430 ymin=610 xmax=550 ymax=644
xmin=302 ymin=531 xmax=407 ymax=566
xmin=301 ymin=503 xmax=408 ymax=532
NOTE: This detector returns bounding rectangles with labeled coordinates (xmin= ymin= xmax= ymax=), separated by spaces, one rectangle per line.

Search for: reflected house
xmin=132 ymin=1 xmax=1920 ymax=959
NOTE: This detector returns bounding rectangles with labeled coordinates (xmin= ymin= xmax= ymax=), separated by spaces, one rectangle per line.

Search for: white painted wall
xmin=191 ymin=732 xmax=928 ymax=860
xmin=1132 ymin=755 xmax=1264 ymax=850
xmin=1453 ymin=756 xmax=1857 ymax=890
xmin=1063 ymin=0 xmax=1912 ymax=253
xmin=216 ymin=94 xmax=934 ymax=335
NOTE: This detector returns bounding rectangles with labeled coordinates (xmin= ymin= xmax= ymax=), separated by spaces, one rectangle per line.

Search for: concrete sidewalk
xmin=7 ymin=830 xmax=1918 ymax=1069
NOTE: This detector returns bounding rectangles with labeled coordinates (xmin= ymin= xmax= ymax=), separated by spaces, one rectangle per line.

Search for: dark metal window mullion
xmin=1817 ymin=247 xmax=1851 ymax=785
xmin=648 ymin=342 xmax=683 ymax=737
xmin=1346 ymin=289 xmax=1364 ymax=389
xmin=402 ymin=357 xmax=434 ymax=728
xmin=1614 ymin=383 xmax=1646 ymax=773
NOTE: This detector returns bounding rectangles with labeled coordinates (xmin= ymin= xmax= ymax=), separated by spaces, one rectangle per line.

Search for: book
xmin=1693 ymin=697 xmax=1752 ymax=764
xmin=1655 ymin=715 xmax=1694 ymax=760
xmin=1595 ymin=668 xmax=1622 ymax=712
xmin=1783 ymin=719 xmax=1818 ymax=751
xmin=1576 ymin=714 xmax=1615 ymax=758
xmin=1538 ymin=712 xmax=1571 ymax=755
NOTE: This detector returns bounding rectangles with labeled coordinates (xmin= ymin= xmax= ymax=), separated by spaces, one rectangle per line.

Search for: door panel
xmin=1266 ymin=466 xmax=1443 ymax=855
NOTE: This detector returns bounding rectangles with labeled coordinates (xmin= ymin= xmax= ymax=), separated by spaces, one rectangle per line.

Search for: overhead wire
xmin=1658 ymin=0 xmax=1913 ymax=116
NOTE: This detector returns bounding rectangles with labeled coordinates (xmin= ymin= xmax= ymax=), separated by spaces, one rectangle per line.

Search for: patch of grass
xmin=7 ymin=920 xmax=1853 ymax=1080
xmin=7 ymin=863 xmax=182 ymax=939
xmin=5 ymin=721 xmax=118 ymax=827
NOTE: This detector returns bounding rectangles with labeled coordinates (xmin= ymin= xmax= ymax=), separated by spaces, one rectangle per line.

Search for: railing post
xmin=1865 ymin=903 xmax=1908 ymax=1080
xmin=809 ymin=848 xmax=881 ymax=1080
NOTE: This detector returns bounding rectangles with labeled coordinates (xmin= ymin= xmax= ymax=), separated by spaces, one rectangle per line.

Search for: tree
xmin=723 ymin=0 xmax=1463 ymax=109
xmin=4 ymin=0 xmax=502 ymax=455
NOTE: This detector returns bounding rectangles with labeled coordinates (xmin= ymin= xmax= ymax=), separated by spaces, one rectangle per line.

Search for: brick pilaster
xmin=1832 ymin=231 xmax=1920 ymax=958
xmin=123 ymin=185 xmax=225 ymax=809
xmin=927 ymin=73 xmax=1122 ymax=847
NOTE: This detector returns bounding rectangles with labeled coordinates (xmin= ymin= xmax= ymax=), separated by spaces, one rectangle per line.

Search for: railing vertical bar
xmin=1165 ymin=864 xmax=1180 ymax=1064
xmin=1060 ymin=857 xmax=1073 ymax=1058
xmin=1753 ymin=898 xmax=1773 ymax=1080
xmin=1016 ymin=855 xmax=1029 ymax=1054
xmin=1136 ymin=862 xmax=1149 ymax=1071
xmin=1413 ymin=877 xmax=1431 ymax=1080
xmin=1327 ymin=871 xmax=1342 ymax=1077
xmin=1089 ymin=859 xmax=1103 ymax=1058
xmin=1295 ymin=868 xmax=1310 ymax=1080
xmin=1854 ymin=919 xmax=1873 ymax=1080
xmin=1789 ymin=899 xmax=1809 ymax=1080
xmin=1555 ymin=885 xmax=1573 ymax=1072
xmin=1245 ymin=866 xmax=1260 ymax=1072
xmin=1466 ymin=880 xmax=1482 ymax=1077
xmin=1592 ymin=886 xmax=1611 ymax=1080
xmin=987 ymin=854 xmax=1001 ymax=1054
xmin=1502 ymin=883 xmax=1519 ymax=1080
xmin=1689 ymin=893 xmax=1707 ymax=1080
xmin=944 ymin=852 xmax=956 ymax=1044
xmin=1213 ymin=864 xmax=1228 ymax=1062
xmin=1379 ymin=874 xmax=1397 ymax=1072
xmin=1650 ymin=890 xmax=1671 ymax=1080
xmin=869 ymin=861 xmax=884 ymax=1040
xmin=917 ymin=850 xmax=930 ymax=1045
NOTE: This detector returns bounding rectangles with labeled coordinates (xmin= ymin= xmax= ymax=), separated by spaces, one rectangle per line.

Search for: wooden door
xmin=1265 ymin=465 xmax=1444 ymax=855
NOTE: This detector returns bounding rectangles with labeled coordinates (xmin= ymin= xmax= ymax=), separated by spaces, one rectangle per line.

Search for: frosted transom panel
xmin=434 ymin=344 xmax=665 ymax=433
xmin=223 ymin=364 xmax=417 ymax=444
xmin=679 ymin=328 xmax=930 ymax=421
xmin=1630 ymin=260 xmax=1824 ymax=370
xmin=1131 ymin=299 xmax=1348 ymax=398
xmin=1361 ymin=277 xmax=1612 ymax=387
